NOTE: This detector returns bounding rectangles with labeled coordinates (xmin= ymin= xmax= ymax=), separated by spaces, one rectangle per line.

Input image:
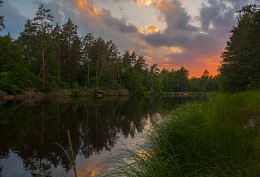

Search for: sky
xmin=1 ymin=0 xmax=259 ymax=77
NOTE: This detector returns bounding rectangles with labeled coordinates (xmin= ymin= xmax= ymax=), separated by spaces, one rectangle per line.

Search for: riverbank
xmin=107 ymin=90 xmax=260 ymax=176
xmin=0 ymin=88 xmax=203 ymax=103
xmin=0 ymin=88 xmax=130 ymax=103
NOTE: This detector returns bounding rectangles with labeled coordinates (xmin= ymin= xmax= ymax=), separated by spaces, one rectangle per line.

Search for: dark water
xmin=0 ymin=96 xmax=195 ymax=177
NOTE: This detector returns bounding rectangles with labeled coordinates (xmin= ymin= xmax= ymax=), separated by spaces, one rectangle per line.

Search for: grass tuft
xmin=104 ymin=90 xmax=260 ymax=177
xmin=55 ymin=129 xmax=78 ymax=177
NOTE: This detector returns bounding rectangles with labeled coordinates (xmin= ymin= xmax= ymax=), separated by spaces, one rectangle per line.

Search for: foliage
xmin=106 ymin=90 xmax=260 ymax=176
xmin=32 ymin=4 xmax=54 ymax=84
xmin=0 ymin=35 xmax=34 ymax=93
xmin=1 ymin=4 xmax=220 ymax=94
xmin=219 ymin=4 xmax=260 ymax=92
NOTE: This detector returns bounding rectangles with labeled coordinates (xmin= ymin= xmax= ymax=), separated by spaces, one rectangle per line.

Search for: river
xmin=0 ymin=96 xmax=196 ymax=177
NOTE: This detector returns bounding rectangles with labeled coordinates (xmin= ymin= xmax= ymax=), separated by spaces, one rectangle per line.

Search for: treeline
xmin=219 ymin=4 xmax=260 ymax=92
xmin=0 ymin=4 xmax=218 ymax=95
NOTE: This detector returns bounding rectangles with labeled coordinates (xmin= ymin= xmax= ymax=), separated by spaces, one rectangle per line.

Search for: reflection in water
xmin=0 ymin=96 xmax=196 ymax=176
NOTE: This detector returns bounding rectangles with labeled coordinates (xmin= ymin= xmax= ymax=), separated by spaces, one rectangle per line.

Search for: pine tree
xmin=61 ymin=18 xmax=78 ymax=85
xmin=81 ymin=33 xmax=95 ymax=85
xmin=51 ymin=23 xmax=62 ymax=84
xmin=18 ymin=19 xmax=40 ymax=76
xmin=32 ymin=4 xmax=54 ymax=85
xmin=220 ymin=4 xmax=260 ymax=92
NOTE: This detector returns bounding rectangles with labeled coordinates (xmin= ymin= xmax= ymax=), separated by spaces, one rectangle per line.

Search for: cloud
xmin=100 ymin=9 xmax=138 ymax=33
xmin=139 ymin=0 xmax=256 ymax=76
xmin=142 ymin=0 xmax=199 ymax=48
xmin=40 ymin=0 xmax=147 ymax=54
xmin=138 ymin=26 xmax=158 ymax=34
xmin=2 ymin=0 xmax=258 ymax=77
xmin=0 ymin=1 xmax=26 ymax=38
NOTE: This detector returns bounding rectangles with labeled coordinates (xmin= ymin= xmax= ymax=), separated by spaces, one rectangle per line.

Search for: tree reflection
xmin=0 ymin=96 xmax=194 ymax=175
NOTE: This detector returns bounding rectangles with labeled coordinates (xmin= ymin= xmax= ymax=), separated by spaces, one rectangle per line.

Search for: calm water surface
xmin=0 ymin=96 xmax=196 ymax=176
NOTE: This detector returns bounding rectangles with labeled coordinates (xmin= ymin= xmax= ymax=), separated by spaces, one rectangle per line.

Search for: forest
xmin=0 ymin=3 xmax=218 ymax=95
xmin=0 ymin=2 xmax=260 ymax=176
xmin=0 ymin=2 xmax=259 ymax=95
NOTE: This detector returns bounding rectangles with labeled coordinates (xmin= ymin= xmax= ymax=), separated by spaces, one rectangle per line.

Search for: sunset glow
xmin=139 ymin=26 xmax=159 ymax=34
xmin=2 ymin=0 xmax=251 ymax=77
xmin=136 ymin=0 xmax=153 ymax=7
xmin=77 ymin=0 xmax=100 ymax=16
xmin=168 ymin=47 xmax=183 ymax=54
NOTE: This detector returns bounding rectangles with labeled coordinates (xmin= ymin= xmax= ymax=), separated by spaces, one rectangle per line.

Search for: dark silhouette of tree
xmin=0 ymin=0 xmax=4 ymax=31
xmin=219 ymin=4 xmax=260 ymax=92
xmin=175 ymin=67 xmax=189 ymax=92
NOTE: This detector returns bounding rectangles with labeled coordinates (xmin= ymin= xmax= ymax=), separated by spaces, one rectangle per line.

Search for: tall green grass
xmin=105 ymin=90 xmax=260 ymax=177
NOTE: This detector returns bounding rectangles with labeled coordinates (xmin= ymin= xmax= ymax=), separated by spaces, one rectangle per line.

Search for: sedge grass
xmin=55 ymin=129 xmax=78 ymax=177
xmin=104 ymin=90 xmax=260 ymax=177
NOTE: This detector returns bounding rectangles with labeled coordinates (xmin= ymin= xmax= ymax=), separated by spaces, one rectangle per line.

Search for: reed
xmin=105 ymin=90 xmax=260 ymax=177
xmin=56 ymin=129 xmax=78 ymax=177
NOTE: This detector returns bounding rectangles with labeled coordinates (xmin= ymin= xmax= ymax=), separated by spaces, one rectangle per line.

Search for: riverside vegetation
xmin=106 ymin=90 xmax=260 ymax=177
xmin=0 ymin=3 xmax=219 ymax=97
xmin=103 ymin=4 xmax=260 ymax=177
xmin=0 ymin=1 xmax=260 ymax=177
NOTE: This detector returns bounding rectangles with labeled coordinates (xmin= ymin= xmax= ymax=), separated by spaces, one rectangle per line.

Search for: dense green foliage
xmin=219 ymin=4 xmax=260 ymax=92
xmin=0 ymin=35 xmax=35 ymax=93
xmin=0 ymin=4 xmax=218 ymax=94
xmin=107 ymin=90 xmax=260 ymax=176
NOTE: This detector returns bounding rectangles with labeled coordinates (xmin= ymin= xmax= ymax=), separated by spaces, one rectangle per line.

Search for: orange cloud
xmin=77 ymin=0 xmax=100 ymax=16
xmin=155 ymin=0 xmax=169 ymax=11
xmin=136 ymin=0 xmax=153 ymax=7
xmin=139 ymin=26 xmax=159 ymax=34
xmin=168 ymin=47 xmax=183 ymax=54
xmin=78 ymin=0 xmax=84 ymax=8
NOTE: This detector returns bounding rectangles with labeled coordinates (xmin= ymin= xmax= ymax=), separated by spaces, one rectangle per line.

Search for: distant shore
xmin=0 ymin=89 xmax=203 ymax=103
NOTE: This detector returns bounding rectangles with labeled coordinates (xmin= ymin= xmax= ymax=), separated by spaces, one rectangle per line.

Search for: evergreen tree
xmin=160 ymin=68 xmax=171 ymax=92
xmin=188 ymin=77 xmax=201 ymax=92
xmin=174 ymin=67 xmax=189 ymax=92
xmin=61 ymin=18 xmax=78 ymax=85
xmin=71 ymin=35 xmax=81 ymax=84
xmin=220 ymin=4 xmax=260 ymax=92
xmin=32 ymin=4 xmax=54 ymax=84
xmin=149 ymin=63 xmax=160 ymax=93
xmin=92 ymin=37 xmax=107 ymax=86
xmin=200 ymin=70 xmax=209 ymax=92
xmin=81 ymin=33 xmax=95 ymax=85
xmin=120 ymin=50 xmax=132 ymax=89
xmin=50 ymin=23 xmax=62 ymax=85
xmin=18 ymin=19 xmax=40 ymax=77
xmin=104 ymin=40 xmax=121 ymax=89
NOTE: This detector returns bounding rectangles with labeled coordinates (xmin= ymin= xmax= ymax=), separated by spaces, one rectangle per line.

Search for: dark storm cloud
xmin=139 ymin=0 xmax=259 ymax=75
xmin=97 ymin=0 xmax=259 ymax=75
xmin=158 ymin=0 xmax=198 ymax=33
xmin=100 ymin=9 xmax=138 ymax=33
xmin=199 ymin=0 xmax=226 ymax=32
xmin=142 ymin=0 xmax=200 ymax=47
xmin=39 ymin=0 xmax=146 ymax=53
xmin=144 ymin=0 xmax=259 ymax=49
xmin=1 ymin=1 xmax=26 ymax=38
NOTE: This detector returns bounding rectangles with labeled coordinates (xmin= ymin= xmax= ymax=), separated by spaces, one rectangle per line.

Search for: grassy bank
xmin=107 ymin=90 xmax=260 ymax=177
